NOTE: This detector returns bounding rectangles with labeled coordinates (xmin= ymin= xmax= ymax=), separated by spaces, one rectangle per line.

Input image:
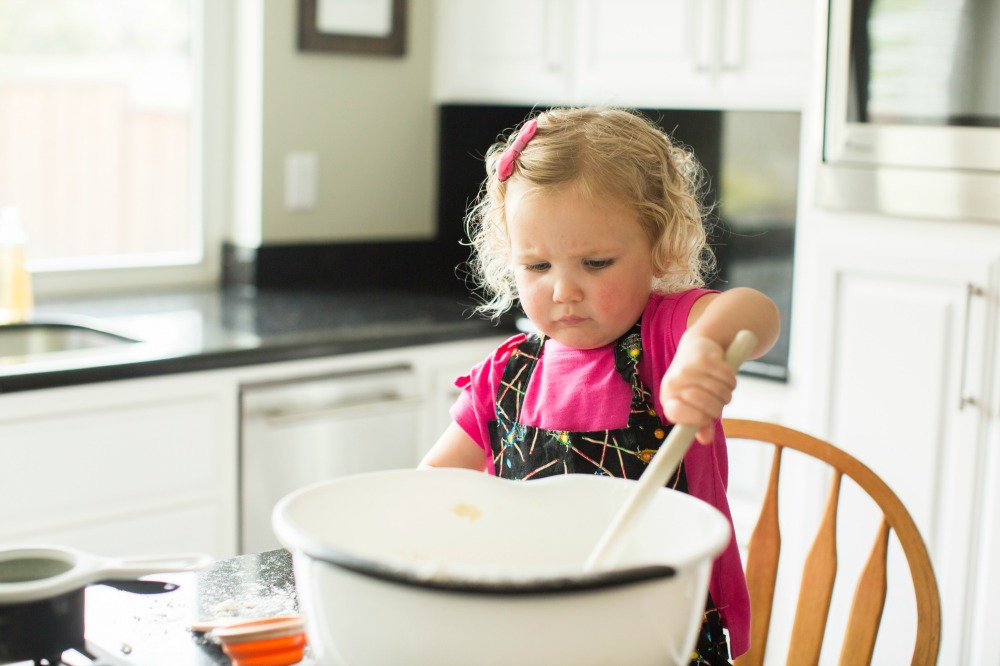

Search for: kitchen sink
xmin=0 ymin=321 xmax=139 ymax=360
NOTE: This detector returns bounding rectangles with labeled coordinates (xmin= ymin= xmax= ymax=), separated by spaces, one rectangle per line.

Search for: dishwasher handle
xmin=253 ymin=391 xmax=424 ymax=426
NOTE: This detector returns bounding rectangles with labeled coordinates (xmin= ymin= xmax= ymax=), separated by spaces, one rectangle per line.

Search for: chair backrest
xmin=722 ymin=418 xmax=941 ymax=666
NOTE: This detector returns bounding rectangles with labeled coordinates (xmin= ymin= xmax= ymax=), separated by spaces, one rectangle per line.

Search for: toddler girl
xmin=421 ymin=106 xmax=780 ymax=664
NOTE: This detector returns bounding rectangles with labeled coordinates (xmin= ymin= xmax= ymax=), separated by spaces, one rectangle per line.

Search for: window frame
xmin=28 ymin=0 xmax=232 ymax=298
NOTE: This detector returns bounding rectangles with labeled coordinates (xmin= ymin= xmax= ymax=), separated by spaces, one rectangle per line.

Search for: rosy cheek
xmin=594 ymin=280 xmax=642 ymax=322
xmin=515 ymin=277 xmax=543 ymax=311
xmin=590 ymin=283 xmax=619 ymax=311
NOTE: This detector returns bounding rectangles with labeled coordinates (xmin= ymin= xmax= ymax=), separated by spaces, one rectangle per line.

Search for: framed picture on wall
xmin=298 ymin=0 xmax=406 ymax=56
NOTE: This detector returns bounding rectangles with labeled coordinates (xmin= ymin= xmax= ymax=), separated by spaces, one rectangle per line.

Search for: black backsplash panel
xmin=437 ymin=104 xmax=797 ymax=380
xmin=222 ymin=240 xmax=470 ymax=296
xmin=436 ymin=105 xmax=723 ymax=250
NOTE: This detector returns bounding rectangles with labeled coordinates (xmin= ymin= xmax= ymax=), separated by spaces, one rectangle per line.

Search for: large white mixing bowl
xmin=272 ymin=467 xmax=731 ymax=666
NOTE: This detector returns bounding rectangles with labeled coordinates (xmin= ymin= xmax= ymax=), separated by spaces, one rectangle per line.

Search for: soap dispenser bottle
xmin=0 ymin=206 xmax=34 ymax=324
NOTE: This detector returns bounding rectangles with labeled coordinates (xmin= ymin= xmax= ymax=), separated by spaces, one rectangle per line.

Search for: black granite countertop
xmin=0 ymin=286 xmax=514 ymax=393
xmin=80 ymin=549 xmax=312 ymax=665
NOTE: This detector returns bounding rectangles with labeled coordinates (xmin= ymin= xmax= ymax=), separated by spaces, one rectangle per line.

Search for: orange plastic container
xmin=211 ymin=615 xmax=307 ymax=666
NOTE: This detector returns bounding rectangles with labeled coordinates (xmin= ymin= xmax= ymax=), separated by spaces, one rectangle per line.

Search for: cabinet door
xmin=415 ymin=336 xmax=512 ymax=459
xmin=968 ymin=262 xmax=1000 ymax=666
xmin=575 ymin=0 xmax=813 ymax=110
xmin=23 ymin=505 xmax=227 ymax=559
xmin=573 ymin=0 xmax=714 ymax=107
xmin=714 ymin=0 xmax=814 ymax=110
xmin=433 ymin=0 xmax=573 ymax=105
xmin=797 ymin=216 xmax=998 ymax=664
xmin=0 ymin=374 xmax=237 ymax=558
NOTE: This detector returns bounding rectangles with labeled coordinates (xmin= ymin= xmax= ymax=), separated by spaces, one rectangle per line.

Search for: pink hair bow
xmin=496 ymin=119 xmax=538 ymax=181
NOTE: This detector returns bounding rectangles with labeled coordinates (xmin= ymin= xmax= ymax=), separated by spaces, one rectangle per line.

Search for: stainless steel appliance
xmin=819 ymin=0 xmax=1000 ymax=221
xmin=240 ymin=365 xmax=424 ymax=553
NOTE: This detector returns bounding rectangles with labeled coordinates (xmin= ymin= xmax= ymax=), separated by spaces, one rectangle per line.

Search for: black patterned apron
xmin=488 ymin=322 xmax=731 ymax=666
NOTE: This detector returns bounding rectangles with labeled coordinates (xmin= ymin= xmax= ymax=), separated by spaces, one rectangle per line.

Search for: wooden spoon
xmin=583 ymin=329 xmax=758 ymax=572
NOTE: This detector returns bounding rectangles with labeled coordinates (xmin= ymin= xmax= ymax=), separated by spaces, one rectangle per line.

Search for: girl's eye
xmin=525 ymin=262 xmax=550 ymax=272
xmin=584 ymin=259 xmax=614 ymax=269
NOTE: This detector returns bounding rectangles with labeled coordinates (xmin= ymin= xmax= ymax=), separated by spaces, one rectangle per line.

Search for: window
xmin=0 ymin=0 xmax=227 ymax=293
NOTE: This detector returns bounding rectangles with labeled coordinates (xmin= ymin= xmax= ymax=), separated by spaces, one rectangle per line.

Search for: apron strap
xmin=495 ymin=333 xmax=545 ymax=426
xmin=612 ymin=321 xmax=662 ymax=429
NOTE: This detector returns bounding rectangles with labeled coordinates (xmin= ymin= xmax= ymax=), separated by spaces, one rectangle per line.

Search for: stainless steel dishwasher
xmin=240 ymin=364 xmax=424 ymax=553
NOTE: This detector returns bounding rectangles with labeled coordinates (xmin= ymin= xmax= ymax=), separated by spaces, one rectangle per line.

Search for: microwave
xmin=818 ymin=0 xmax=1000 ymax=222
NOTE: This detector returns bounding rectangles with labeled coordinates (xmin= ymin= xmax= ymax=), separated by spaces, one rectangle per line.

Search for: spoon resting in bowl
xmin=583 ymin=329 xmax=758 ymax=573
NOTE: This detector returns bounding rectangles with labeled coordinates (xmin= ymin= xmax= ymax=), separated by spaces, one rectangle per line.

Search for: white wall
xmin=231 ymin=0 xmax=437 ymax=248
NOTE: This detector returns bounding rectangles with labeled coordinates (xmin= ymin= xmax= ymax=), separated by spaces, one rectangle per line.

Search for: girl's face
xmin=506 ymin=180 xmax=658 ymax=350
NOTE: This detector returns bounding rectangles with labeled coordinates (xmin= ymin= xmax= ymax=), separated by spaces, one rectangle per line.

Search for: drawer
xmin=0 ymin=394 xmax=226 ymax=535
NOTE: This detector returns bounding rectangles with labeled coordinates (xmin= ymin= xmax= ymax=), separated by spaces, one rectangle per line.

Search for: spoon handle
xmin=583 ymin=329 xmax=758 ymax=572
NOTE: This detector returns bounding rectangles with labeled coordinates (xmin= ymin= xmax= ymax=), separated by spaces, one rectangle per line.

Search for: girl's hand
xmin=659 ymin=334 xmax=738 ymax=445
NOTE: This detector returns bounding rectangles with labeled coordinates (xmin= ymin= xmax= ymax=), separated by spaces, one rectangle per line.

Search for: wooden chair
xmin=722 ymin=418 xmax=941 ymax=666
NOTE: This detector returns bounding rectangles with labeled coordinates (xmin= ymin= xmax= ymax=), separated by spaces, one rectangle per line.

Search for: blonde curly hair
xmin=465 ymin=106 xmax=716 ymax=319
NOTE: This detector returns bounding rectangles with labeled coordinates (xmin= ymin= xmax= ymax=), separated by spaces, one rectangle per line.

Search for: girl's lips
xmin=557 ymin=315 xmax=587 ymax=325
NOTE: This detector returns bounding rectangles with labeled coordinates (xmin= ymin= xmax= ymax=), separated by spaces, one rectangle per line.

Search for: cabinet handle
xmin=721 ymin=0 xmax=745 ymax=71
xmin=958 ymin=283 xmax=985 ymax=410
xmin=258 ymin=393 xmax=425 ymax=425
xmin=543 ymin=0 xmax=567 ymax=72
xmin=692 ymin=0 xmax=718 ymax=72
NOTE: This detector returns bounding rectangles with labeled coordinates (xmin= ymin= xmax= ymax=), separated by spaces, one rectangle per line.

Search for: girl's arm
xmin=660 ymin=287 xmax=781 ymax=444
xmin=686 ymin=287 xmax=781 ymax=357
xmin=419 ymin=421 xmax=488 ymax=471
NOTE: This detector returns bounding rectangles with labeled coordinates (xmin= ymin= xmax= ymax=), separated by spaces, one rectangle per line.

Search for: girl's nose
xmin=552 ymin=276 xmax=583 ymax=303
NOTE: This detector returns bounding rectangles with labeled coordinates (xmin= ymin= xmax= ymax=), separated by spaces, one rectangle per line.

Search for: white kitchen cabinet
xmin=433 ymin=0 xmax=814 ymax=110
xmin=415 ymin=336 xmax=514 ymax=454
xmin=433 ymin=0 xmax=573 ymax=106
xmin=0 ymin=372 xmax=238 ymax=559
xmin=970 ymin=389 xmax=1000 ymax=665
xmin=789 ymin=211 xmax=1000 ymax=664
xmin=575 ymin=0 xmax=814 ymax=110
